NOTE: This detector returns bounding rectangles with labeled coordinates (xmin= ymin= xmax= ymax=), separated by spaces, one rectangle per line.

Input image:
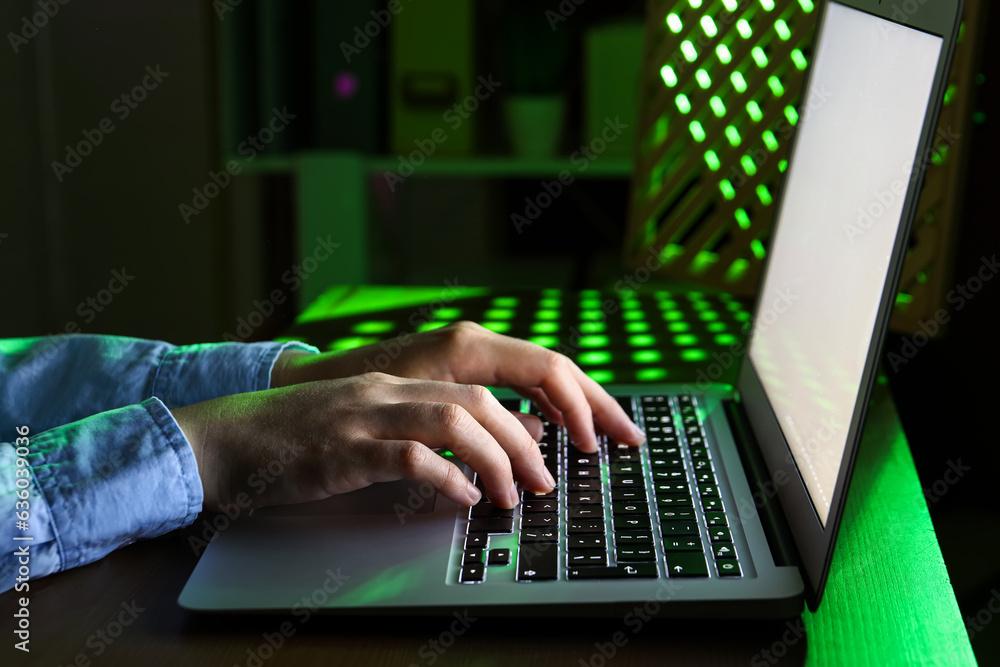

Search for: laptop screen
xmin=747 ymin=2 xmax=943 ymax=526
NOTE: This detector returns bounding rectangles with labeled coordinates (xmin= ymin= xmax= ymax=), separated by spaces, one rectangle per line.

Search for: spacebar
xmin=516 ymin=543 xmax=558 ymax=581
xmin=567 ymin=563 xmax=658 ymax=579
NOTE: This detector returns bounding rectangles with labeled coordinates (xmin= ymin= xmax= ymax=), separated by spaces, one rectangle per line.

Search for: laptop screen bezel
xmin=735 ymin=0 xmax=962 ymax=608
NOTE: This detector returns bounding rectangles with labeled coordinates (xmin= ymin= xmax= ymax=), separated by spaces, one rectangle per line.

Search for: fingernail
xmin=466 ymin=482 xmax=482 ymax=505
xmin=509 ymin=482 xmax=519 ymax=508
xmin=631 ymin=423 xmax=646 ymax=442
xmin=541 ymin=466 xmax=556 ymax=490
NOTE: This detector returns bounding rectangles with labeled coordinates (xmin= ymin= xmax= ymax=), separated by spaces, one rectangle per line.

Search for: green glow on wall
xmin=633 ymin=350 xmax=663 ymax=364
xmin=660 ymin=65 xmax=678 ymax=87
xmin=482 ymin=321 xmax=511 ymax=333
xmin=541 ymin=288 xmax=561 ymax=297
xmin=626 ymin=321 xmax=650 ymax=333
xmin=723 ymin=0 xmax=738 ymax=9
xmin=580 ymin=309 xmax=604 ymax=321
xmin=705 ymin=150 xmax=721 ymax=171
xmin=674 ymin=334 xmax=698 ymax=346
xmin=580 ymin=297 xmax=602 ymax=309
xmin=760 ymin=0 xmax=775 ymax=10
xmin=699 ymin=310 xmax=720 ymax=321
xmin=775 ymin=19 xmax=791 ymax=41
xmin=731 ymin=71 xmax=748 ymax=93
xmin=666 ymin=13 xmax=682 ymax=33
xmin=532 ymin=321 xmax=559 ymax=334
xmin=715 ymin=333 xmax=738 ymax=346
xmin=587 ymin=369 xmax=615 ymax=384
xmin=539 ymin=297 xmax=561 ymax=308
xmin=798 ymin=0 xmax=814 ymax=11
xmin=716 ymin=44 xmax=732 ymax=64
xmin=747 ymin=100 xmax=763 ymax=122
xmin=752 ymin=46 xmax=769 ymax=68
xmin=725 ymin=125 xmax=741 ymax=147
xmin=692 ymin=251 xmax=717 ymax=274
xmin=763 ymin=130 xmax=779 ymax=152
xmin=707 ymin=321 xmax=728 ymax=332
xmin=701 ymin=15 xmax=718 ymax=37
xmin=681 ymin=40 xmax=698 ymax=62
xmin=751 ymin=239 xmax=767 ymax=259
xmin=725 ymin=259 xmax=750 ymax=282
xmin=690 ymin=121 xmax=706 ymax=142
xmin=737 ymin=19 xmax=752 ymax=39
xmin=528 ymin=335 xmax=558 ymax=348
xmin=676 ymin=94 xmax=692 ymax=114
xmin=637 ymin=367 xmax=668 ymax=382
xmin=785 ymin=106 xmax=799 ymax=126
xmin=681 ymin=349 xmax=709 ymax=362
xmin=696 ymin=69 xmax=712 ymax=89
xmin=628 ymin=334 xmax=657 ymax=347
xmin=756 ymin=184 xmax=773 ymax=206
xmin=779 ymin=159 xmax=788 ymax=172
xmin=416 ymin=321 xmax=449 ymax=333
xmin=896 ymin=293 xmax=913 ymax=306
xmin=433 ymin=307 xmax=462 ymax=320
xmin=535 ymin=309 xmax=559 ymax=320
xmin=741 ymin=155 xmax=757 ymax=176
xmin=580 ymin=335 xmax=610 ymax=348
xmin=710 ymin=96 xmax=726 ymax=117
xmin=917 ymin=271 xmax=928 ymax=284
xmin=580 ymin=321 xmax=606 ymax=334
xmin=664 ymin=310 xmax=684 ymax=321
xmin=791 ymin=49 xmax=808 ymax=70
xmin=484 ymin=308 xmax=515 ymax=320
xmin=492 ymin=297 xmax=519 ymax=308
xmin=329 ymin=336 xmax=380 ymax=351
xmin=735 ymin=208 xmax=751 ymax=230
xmin=668 ymin=322 xmax=690 ymax=333
xmin=944 ymin=83 xmax=958 ymax=105
xmin=719 ymin=180 xmax=736 ymax=200
xmin=351 ymin=320 xmax=395 ymax=334
xmin=688 ymin=0 xmax=702 ymax=8
xmin=578 ymin=351 xmax=613 ymax=366
xmin=768 ymin=75 xmax=785 ymax=97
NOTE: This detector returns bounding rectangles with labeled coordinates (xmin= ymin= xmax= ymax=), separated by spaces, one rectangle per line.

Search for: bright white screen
xmin=748 ymin=3 xmax=942 ymax=525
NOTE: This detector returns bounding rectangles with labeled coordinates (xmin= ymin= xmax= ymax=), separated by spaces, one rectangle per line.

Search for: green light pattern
xmin=731 ymin=71 xmax=748 ymax=93
xmin=726 ymin=124 xmax=742 ymax=145
xmin=798 ymin=0 xmax=814 ymax=11
xmin=681 ymin=349 xmax=709 ymax=362
xmin=626 ymin=321 xmax=650 ymax=333
xmin=629 ymin=334 xmax=657 ymax=347
xmin=622 ymin=310 xmax=646 ymax=322
xmin=735 ymin=208 xmax=751 ymax=230
xmin=696 ymin=69 xmax=712 ymax=89
xmin=699 ymin=310 xmax=720 ymax=321
xmin=723 ymin=0 xmax=738 ymax=9
xmin=726 ymin=300 xmax=742 ymax=311
xmin=579 ymin=309 xmax=604 ymax=321
xmin=705 ymin=150 xmax=721 ymax=171
xmin=633 ymin=350 xmax=663 ymax=364
xmin=791 ymin=49 xmax=808 ymax=70
xmin=668 ymin=322 xmax=690 ymax=332
xmin=539 ymin=297 xmax=561 ymax=308
xmin=637 ymin=367 xmax=668 ymax=382
xmin=716 ymin=44 xmax=732 ymax=64
xmin=529 ymin=335 xmax=558 ymax=348
xmin=701 ymin=15 xmax=717 ymax=37
xmin=917 ymin=271 xmax=928 ymax=284
xmin=710 ymin=96 xmax=726 ymax=117
xmin=433 ymin=307 xmax=461 ymax=319
xmin=579 ymin=321 xmax=606 ymax=334
xmin=690 ymin=121 xmax=706 ymax=142
xmin=751 ymin=239 xmax=767 ymax=259
xmin=779 ymin=159 xmax=788 ymax=172
xmin=587 ymin=369 xmax=615 ymax=384
xmin=416 ymin=321 xmax=449 ymax=333
xmin=747 ymin=100 xmax=763 ymax=122
xmin=482 ymin=321 xmax=511 ymax=333
xmin=715 ymin=334 xmax=738 ymax=346
xmin=725 ymin=259 xmax=750 ymax=282
xmin=681 ymin=40 xmax=697 ymax=62
xmin=618 ymin=289 xmax=636 ymax=299
xmin=676 ymin=94 xmax=692 ymax=114
xmin=578 ymin=351 xmax=613 ymax=366
xmin=719 ymin=180 xmax=736 ymax=200
xmin=541 ymin=288 xmax=561 ymax=297
xmin=944 ymin=83 xmax=958 ymax=105
xmin=756 ymin=184 xmax=773 ymax=206
xmin=580 ymin=335 xmax=610 ymax=348
xmin=896 ymin=293 xmax=913 ymax=306
xmin=660 ymin=65 xmax=678 ymax=87
xmin=492 ymin=297 xmax=519 ymax=307
xmin=763 ymin=130 xmax=779 ymax=152
xmin=658 ymin=299 xmax=678 ymax=309
xmin=734 ymin=310 xmax=751 ymax=322
xmin=707 ymin=321 xmax=728 ymax=332
xmin=741 ymin=155 xmax=757 ymax=177
xmin=666 ymin=13 xmax=682 ymax=33
xmin=752 ymin=46 xmax=769 ymax=68
xmin=622 ymin=299 xmax=642 ymax=310
xmin=760 ymin=0 xmax=775 ymax=10
xmin=535 ymin=309 xmax=559 ymax=320
xmin=328 ymin=336 xmax=379 ymax=351
xmin=775 ymin=19 xmax=791 ymax=41
xmin=351 ymin=320 xmax=395 ymax=334
xmin=484 ymin=308 xmax=514 ymax=320
xmin=737 ymin=19 xmax=752 ymax=39
xmin=580 ymin=298 xmax=602 ymax=309
xmin=785 ymin=105 xmax=799 ymax=125
xmin=532 ymin=321 xmax=559 ymax=334
xmin=768 ymin=75 xmax=785 ymax=97
xmin=674 ymin=334 xmax=699 ymax=346
xmin=664 ymin=310 xmax=684 ymax=322
xmin=692 ymin=251 xmax=717 ymax=274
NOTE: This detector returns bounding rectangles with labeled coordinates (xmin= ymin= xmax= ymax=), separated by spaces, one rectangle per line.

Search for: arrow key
xmin=665 ymin=551 xmax=709 ymax=577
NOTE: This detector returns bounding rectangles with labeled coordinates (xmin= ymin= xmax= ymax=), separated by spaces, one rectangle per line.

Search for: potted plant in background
xmin=503 ymin=1 xmax=571 ymax=158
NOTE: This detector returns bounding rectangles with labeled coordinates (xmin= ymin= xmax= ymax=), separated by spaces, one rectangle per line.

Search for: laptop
xmin=179 ymin=0 xmax=961 ymax=618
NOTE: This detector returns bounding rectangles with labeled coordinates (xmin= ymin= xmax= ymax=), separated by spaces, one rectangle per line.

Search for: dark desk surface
xmin=2 ymin=286 xmax=975 ymax=666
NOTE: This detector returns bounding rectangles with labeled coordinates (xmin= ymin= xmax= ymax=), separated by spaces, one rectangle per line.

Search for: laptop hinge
xmin=723 ymin=398 xmax=800 ymax=570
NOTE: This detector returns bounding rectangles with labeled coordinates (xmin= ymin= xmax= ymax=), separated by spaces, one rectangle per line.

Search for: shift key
xmin=516 ymin=542 xmax=558 ymax=581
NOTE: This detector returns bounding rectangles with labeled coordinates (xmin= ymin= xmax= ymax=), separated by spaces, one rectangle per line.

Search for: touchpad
xmin=251 ymin=480 xmax=438 ymax=517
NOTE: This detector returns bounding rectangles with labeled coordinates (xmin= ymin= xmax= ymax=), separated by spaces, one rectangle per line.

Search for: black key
xmin=693 ymin=459 xmax=714 ymax=471
xmin=465 ymin=534 xmax=488 ymax=549
xmin=567 ymin=492 xmax=604 ymax=506
xmin=690 ymin=447 xmax=710 ymax=459
xmin=650 ymin=457 xmax=684 ymax=469
xmin=499 ymin=398 xmax=523 ymax=411
xmin=663 ymin=538 xmax=702 ymax=551
xmin=520 ymin=528 xmax=558 ymax=543
xmin=658 ymin=509 xmax=696 ymax=521
xmin=651 ymin=470 xmax=685 ymax=481
xmin=611 ymin=488 xmax=646 ymax=502
xmin=521 ymin=514 xmax=558 ymax=528
xmin=468 ymin=518 xmax=514 ymax=533
xmin=566 ymin=550 xmax=607 ymax=565
xmin=709 ymin=527 xmax=732 ymax=542
xmin=699 ymin=485 xmax=720 ymax=497
xmin=695 ymin=472 xmax=716 ymax=484
xmin=568 ymin=480 xmax=601 ymax=492
xmin=523 ymin=500 xmax=559 ymax=513
xmin=460 ymin=563 xmax=485 ymax=583
xmin=616 ymin=546 xmax=657 ymax=562
xmin=463 ymin=548 xmax=484 ymax=565
xmin=488 ymin=548 xmax=512 ymax=566
xmin=568 ymin=506 xmax=603 ymax=520
xmin=705 ymin=512 xmax=728 ymax=526
xmin=702 ymin=498 xmax=724 ymax=512
xmin=717 ymin=560 xmax=742 ymax=577
xmin=612 ymin=501 xmax=649 ymax=516
xmin=471 ymin=502 xmax=514 ymax=518
xmin=568 ymin=468 xmax=599 ymax=480
xmin=665 ymin=551 xmax=709 ymax=577
xmin=687 ymin=435 xmax=706 ymax=447
xmin=569 ymin=536 xmax=607 ymax=550
xmin=610 ymin=462 xmax=640 ymax=475
xmin=714 ymin=542 xmax=737 ymax=559
xmin=610 ymin=475 xmax=643 ymax=488
xmin=660 ymin=521 xmax=699 ymax=536
xmin=608 ymin=450 xmax=641 ymax=462
xmin=523 ymin=489 xmax=558 ymax=502
xmin=567 ymin=563 xmax=658 ymax=579
xmin=650 ymin=445 xmax=681 ymax=457
xmin=614 ymin=530 xmax=654 ymax=545
xmin=655 ymin=495 xmax=693 ymax=508
xmin=652 ymin=482 xmax=689 ymax=494
xmin=567 ymin=520 xmax=605 ymax=534
xmin=567 ymin=455 xmax=600 ymax=468
xmin=614 ymin=515 xmax=651 ymax=530
xmin=517 ymin=543 xmax=558 ymax=581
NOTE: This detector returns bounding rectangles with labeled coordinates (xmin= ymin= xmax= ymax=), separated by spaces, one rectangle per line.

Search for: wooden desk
xmin=2 ymin=287 xmax=975 ymax=666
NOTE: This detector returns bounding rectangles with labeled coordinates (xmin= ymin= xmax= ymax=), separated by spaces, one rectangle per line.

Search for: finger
xmin=352 ymin=438 xmax=484 ymax=507
xmin=509 ymin=410 xmax=543 ymax=442
xmin=515 ymin=387 xmax=564 ymax=427
xmin=567 ymin=363 xmax=646 ymax=447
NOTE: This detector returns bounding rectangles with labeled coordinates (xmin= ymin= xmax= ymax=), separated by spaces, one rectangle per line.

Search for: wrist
xmin=271 ymin=349 xmax=314 ymax=388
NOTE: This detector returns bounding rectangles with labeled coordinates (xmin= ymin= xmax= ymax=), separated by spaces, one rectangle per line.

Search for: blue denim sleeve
xmin=0 ymin=335 xmax=319 ymax=593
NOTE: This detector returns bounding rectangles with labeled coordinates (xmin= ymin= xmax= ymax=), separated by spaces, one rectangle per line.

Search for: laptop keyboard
xmin=456 ymin=395 xmax=743 ymax=583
